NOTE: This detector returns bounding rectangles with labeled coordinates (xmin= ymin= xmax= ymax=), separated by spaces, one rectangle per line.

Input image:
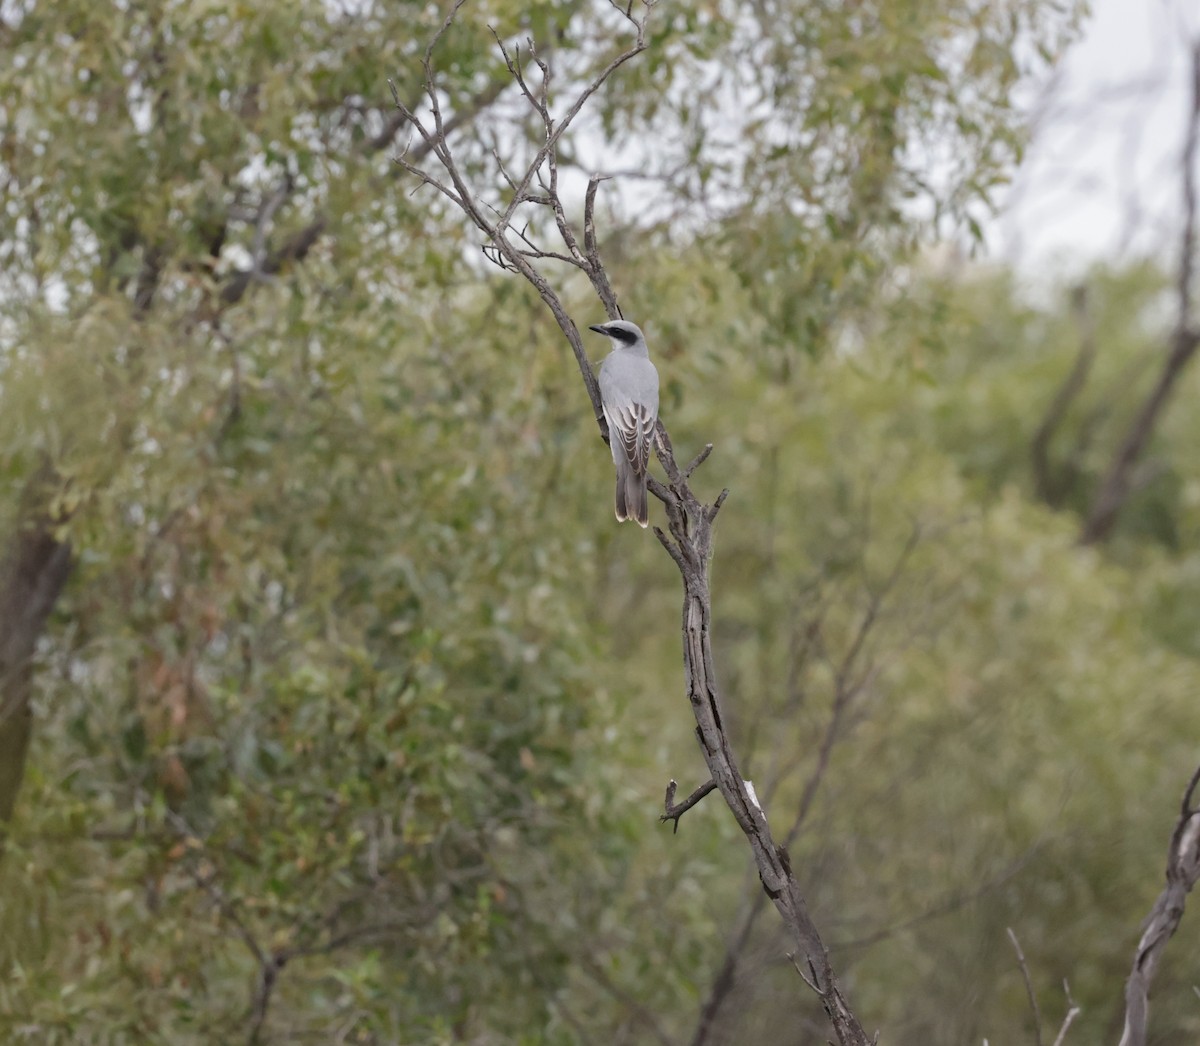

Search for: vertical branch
xmin=1117 ymin=762 xmax=1200 ymax=1046
xmin=387 ymin=4 xmax=872 ymax=1044
xmin=0 ymin=467 xmax=74 ymax=831
xmin=584 ymin=174 xmax=622 ymax=316
xmin=1007 ymin=927 xmax=1044 ymax=1046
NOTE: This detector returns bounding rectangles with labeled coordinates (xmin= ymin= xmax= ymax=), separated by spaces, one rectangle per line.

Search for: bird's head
xmin=588 ymin=319 xmax=645 ymax=350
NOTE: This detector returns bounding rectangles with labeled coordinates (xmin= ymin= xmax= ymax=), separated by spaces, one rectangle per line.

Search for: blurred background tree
xmin=7 ymin=0 xmax=1200 ymax=1044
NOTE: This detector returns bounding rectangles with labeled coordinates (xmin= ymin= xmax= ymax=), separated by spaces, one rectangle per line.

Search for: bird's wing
xmin=610 ymin=399 xmax=656 ymax=476
xmin=600 ymin=356 xmax=659 ymax=476
xmin=600 ymin=381 xmax=657 ymax=475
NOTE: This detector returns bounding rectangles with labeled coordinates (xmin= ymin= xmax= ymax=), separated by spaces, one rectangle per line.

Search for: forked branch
xmin=661 ymin=777 xmax=718 ymax=833
xmin=387 ymin=5 xmax=871 ymax=1044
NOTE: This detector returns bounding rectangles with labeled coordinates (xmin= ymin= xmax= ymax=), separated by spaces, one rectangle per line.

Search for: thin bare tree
xmin=385 ymin=2 xmax=873 ymax=1042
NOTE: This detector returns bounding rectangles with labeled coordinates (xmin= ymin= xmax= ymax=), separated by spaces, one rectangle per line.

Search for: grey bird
xmin=590 ymin=320 xmax=659 ymax=527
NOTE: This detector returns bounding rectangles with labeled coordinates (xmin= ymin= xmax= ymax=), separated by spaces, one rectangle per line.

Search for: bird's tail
xmin=614 ymin=472 xmax=628 ymax=523
xmin=630 ymin=470 xmax=648 ymax=527
xmin=615 ymin=464 xmax=649 ymax=528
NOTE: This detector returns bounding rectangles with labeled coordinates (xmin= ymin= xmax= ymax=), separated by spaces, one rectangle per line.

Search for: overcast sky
xmin=995 ymin=0 xmax=1200 ymax=273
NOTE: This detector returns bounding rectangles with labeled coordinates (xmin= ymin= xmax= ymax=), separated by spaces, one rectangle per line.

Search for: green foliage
xmin=585 ymin=250 xmax=1200 ymax=1042
xmin=17 ymin=1 xmax=1200 ymax=1045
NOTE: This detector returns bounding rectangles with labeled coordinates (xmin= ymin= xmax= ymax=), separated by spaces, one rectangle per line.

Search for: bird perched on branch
xmin=590 ymin=319 xmax=659 ymax=527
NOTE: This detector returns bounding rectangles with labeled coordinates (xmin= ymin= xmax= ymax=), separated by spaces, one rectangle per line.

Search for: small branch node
xmin=706 ymin=488 xmax=730 ymax=521
xmin=1007 ymin=927 xmax=1044 ymax=1046
xmin=1050 ymin=979 xmax=1080 ymax=1046
xmin=684 ymin=443 xmax=713 ymax=478
xmin=787 ymin=953 xmax=827 ymax=998
xmin=660 ymin=777 xmax=717 ymax=833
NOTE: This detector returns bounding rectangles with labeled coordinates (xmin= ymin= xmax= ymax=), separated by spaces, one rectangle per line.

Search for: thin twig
xmin=1051 ymin=980 xmax=1081 ymax=1046
xmin=684 ymin=444 xmax=713 ymax=478
xmin=1007 ymin=927 xmax=1044 ymax=1046
xmin=661 ymin=778 xmax=718 ymax=833
xmin=705 ymin=488 xmax=730 ymax=522
xmin=493 ymin=24 xmax=650 ymax=238
xmin=788 ymin=952 xmax=824 ymax=995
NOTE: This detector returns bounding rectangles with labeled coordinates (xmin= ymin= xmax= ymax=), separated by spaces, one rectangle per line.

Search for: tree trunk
xmin=0 ymin=470 xmax=73 ymax=827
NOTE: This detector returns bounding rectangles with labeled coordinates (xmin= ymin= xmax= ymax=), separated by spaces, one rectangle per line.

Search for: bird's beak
xmin=588 ymin=324 xmax=608 ymax=335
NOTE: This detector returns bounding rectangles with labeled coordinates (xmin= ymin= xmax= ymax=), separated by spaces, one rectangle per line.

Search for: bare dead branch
xmin=661 ymin=777 xmax=718 ymax=833
xmin=493 ymin=35 xmax=592 ymax=275
xmin=1118 ymin=761 xmax=1200 ymax=1046
xmin=490 ymin=145 xmax=521 ymax=193
xmin=425 ymin=0 xmax=467 ymax=67
xmin=512 ymin=246 xmax=586 ymax=266
xmin=1007 ymin=927 xmax=1044 ymax=1046
xmin=489 ymin=29 xmax=543 ymax=118
xmin=386 ymin=81 xmax=463 ymax=202
xmin=685 ymin=444 xmax=714 ymax=478
xmin=387 ymin=81 xmax=451 ymax=176
xmin=492 ymin=18 xmax=650 ymax=238
xmin=529 ymin=38 xmax=551 ymax=110
xmin=582 ymin=173 xmax=622 ymax=317
xmin=371 ymin=74 xmax=508 ymax=154
xmin=1051 ymin=981 xmax=1081 ymax=1046
xmin=705 ymin=489 xmax=730 ymax=522
xmin=788 ymin=952 xmax=824 ymax=995
xmin=582 ymin=175 xmax=606 ymax=254
xmin=649 ymin=522 xmax=683 ymax=563
xmin=689 ymin=523 xmax=925 ymax=1045
xmin=394 ymin=152 xmax=466 ymax=208
xmin=544 ymin=155 xmax=586 ymax=264
xmin=389 ymin=5 xmax=871 ymax=1043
